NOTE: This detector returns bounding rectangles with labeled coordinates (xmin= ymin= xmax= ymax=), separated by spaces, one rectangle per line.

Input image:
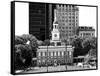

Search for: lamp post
xmin=65 ymin=40 xmax=67 ymax=71
xmin=47 ymin=44 xmax=48 ymax=72
xmin=65 ymin=39 xmax=70 ymax=71
xmin=46 ymin=40 xmax=50 ymax=72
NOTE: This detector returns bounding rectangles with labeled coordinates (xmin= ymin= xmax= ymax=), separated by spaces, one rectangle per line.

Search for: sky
xmin=78 ymin=6 xmax=97 ymax=36
xmin=15 ymin=2 xmax=97 ymax=36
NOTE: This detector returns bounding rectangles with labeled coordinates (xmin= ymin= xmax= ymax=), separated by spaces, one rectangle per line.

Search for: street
xmin=16 ymin=65 xmax=96 ymax=74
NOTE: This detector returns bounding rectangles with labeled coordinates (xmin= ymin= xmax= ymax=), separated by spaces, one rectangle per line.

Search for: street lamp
xmin=65 ymin=40 xmax=67 ymax=71
xmin=65 ymin=39 xmax=70 ymax=71
xmin=46 ymin=41 xmax=50 ymax=72
xmin=47 ymin=44 xmax=48 ymax=72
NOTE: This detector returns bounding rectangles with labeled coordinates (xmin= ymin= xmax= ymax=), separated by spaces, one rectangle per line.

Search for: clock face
xmin=54 ymin=34 xmax=57 ymax=37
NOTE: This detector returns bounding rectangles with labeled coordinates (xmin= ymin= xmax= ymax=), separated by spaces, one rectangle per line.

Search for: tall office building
xmin=29 ymin=3 xmax=79 ymax=41
xmin=29 ymin=3 xmax=52 ymax=41
xmin=55 ymin=5 xmax=79 ymax=42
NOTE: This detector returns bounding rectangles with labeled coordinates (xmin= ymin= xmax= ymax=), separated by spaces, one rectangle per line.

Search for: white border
xmin=0 ymin=0 xmax=99 ymax=76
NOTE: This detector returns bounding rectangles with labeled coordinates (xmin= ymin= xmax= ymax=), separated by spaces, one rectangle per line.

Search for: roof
xmin=53 ymin=21 xmax=58 ymax=24
xmin=78 ymin=26 xmax=95 ymax=31
xmin=79 ymin=29 xmax=95 ymax=31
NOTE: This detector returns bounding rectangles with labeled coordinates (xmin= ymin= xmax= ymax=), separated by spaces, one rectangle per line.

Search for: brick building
xmin=37 ymin=46 xmax=74 ymax=66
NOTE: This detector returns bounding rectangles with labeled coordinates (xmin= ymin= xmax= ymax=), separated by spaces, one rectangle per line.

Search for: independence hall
xmin=36 ymin=7 xmax=75 ymax=66
xmin=37 ymin=46 xmax=74 ymax=66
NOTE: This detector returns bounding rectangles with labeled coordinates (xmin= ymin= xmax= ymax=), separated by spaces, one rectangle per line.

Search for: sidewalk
xmin=17 ymin=65 xmax=96 ymax=74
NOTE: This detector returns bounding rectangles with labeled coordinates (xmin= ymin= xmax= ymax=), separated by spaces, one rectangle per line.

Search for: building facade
xmin=78 ymin=26 xmax=95 ymax=38
xmin=29 ymin=3 xmax=79 ymax=41
xmin=37 ymin=46 xmax=74 ymax=66
xmin=56 ymin=5 xmax=79 ymax=41
xmin=29 ymin=3 xmax=52 ymax=41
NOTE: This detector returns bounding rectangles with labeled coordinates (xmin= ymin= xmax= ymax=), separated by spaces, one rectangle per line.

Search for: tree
xmin=17 ymin=34 xmax=38 ymax=57
xmin=37 ymin=40 xmax=43 ymax=46
xmin=14 ymin=44 xmax=33 ymax=70
xmin=42 ymin=39 xmax=50 ymax=46
xmin=82 ymin=37 xmax=97 ymax=57
xmin=82 ymin=37 xmax=97 ymax=49
xmin=15 ymin=36 xmax=25 ymax=45
xmin=71 ymin=36 xmax=88 ymax=57
xmin=14 ymin=34 xmax=39 ymax=70
xmin=71 ymin=37 xmax=83 ymax=48
xmin=89 ymin=49 xmax=97 ymax=57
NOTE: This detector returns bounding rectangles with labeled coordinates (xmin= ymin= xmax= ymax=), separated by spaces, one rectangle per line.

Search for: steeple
xmin=51 ymin=9 xmax=60 ymax=41
xmin=50 ymin=9 xmax=61 ymax=46
xmin=53 ymin=9 xmax=58 ymax=24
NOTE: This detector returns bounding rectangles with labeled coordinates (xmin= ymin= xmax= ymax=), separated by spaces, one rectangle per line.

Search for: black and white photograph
xmin=11 ymin=1 xmax=98 ymax=75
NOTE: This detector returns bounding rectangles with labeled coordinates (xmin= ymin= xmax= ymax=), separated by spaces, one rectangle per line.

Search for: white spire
xmin=53 ymin=9 xmax=58 ymax=25
xmin=54 ymin=9 xmax=57 ymax=21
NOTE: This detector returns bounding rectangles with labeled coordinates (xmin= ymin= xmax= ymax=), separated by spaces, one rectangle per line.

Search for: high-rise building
xmin=29 ymin=3 xmax=52 ymax=41
xmin=55 ymin=5 xmax=79 ymax=42
xmin=29 ymin=3 xmax=79 ymax=41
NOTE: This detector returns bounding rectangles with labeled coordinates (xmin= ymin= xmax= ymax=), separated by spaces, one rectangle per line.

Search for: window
xmin=41 ymin=52 xmax=42 ymax=56
xmin=64 ymin=51 xmax=66 ymax=55
xmin=69 ymin=27 xmax=71 ymax=29
xmin=62 ymin=20 xmax=64 ymax=22
xmin=49 ymin=52 xmax=51 ymax=56
xmin=92 ymin=33 xmax=94 ymax=36
xmin=81 ymin=33 xmax=82 ymax=36
xmin=69 ymin=51 xmax=72 ymax=56
xmin=43 ymin=52 xmax=45 ymax=56
xmin=69 ymin=16 xmax=71 ymax=18
xmin=55 ymin=25 xmax=56 ymax=28
xmin=69 ymin=34 xmax=71 ymax=36
xmin=60 ymin=51 xmax=62 ymax=56
xmin=72 ymin=13 xmax=74 ymax=15
xmin=62 ymin=27 xmax=64 ymax=29
xmin=48 ymin=52 xmax=49 ymax=56
xmin=83 ymin=33 xmax=85 ymax=35
xmin=58 ymin=52 xmax=60 ymax=56
xmin=69 ymin=20 xmax=71 ymax=22
xmin=45 ymin=52 xmax=47 ymax=56
xmin=54 ymin=52 xmax=56 ymax=56
xmin=69 ymin=23 xmax=71 ymax=25
xmin=38 ymin=52 xmax=41 ymax=56
xmin=62 ymin=52 xmax=64 ymax=56
xmin=57 ymin=42 xmax=61 ymax=46
xmin=38 ymin=60 xmax=41 ymax=63
xmin=51 ymin=52 xmax=53 ymax=56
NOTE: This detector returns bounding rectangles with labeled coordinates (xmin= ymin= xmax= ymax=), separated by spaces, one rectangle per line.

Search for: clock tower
xmin=51 ymin=9 xmax=60 ymax=41
xmin=50 ymin=9 xmax=61 ymax=46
